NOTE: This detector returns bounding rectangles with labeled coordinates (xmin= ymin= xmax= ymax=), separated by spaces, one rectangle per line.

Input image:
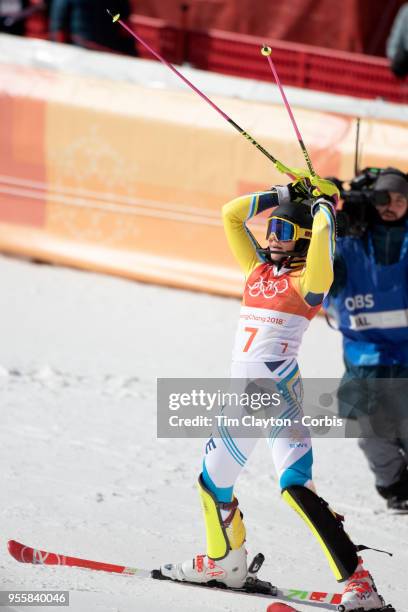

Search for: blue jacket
xmin=328 ymin=223 xmax=408 ymax=367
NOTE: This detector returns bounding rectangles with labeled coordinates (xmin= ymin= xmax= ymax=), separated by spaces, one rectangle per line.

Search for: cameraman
xmin=327 ymin=168 xmax=408 ymax=511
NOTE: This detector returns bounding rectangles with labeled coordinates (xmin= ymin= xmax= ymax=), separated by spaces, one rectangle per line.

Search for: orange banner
xmin=0 ymin=58 xmax=407 ymax=296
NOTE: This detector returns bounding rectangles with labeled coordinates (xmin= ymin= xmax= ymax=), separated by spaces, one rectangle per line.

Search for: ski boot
xmin=159 ymin=474 xmax=248 ymax=588
xmin=337 ymin=558 xmax=385 ymax=612
xmin=160 ymin=547 xmax=248 ymax=588
xmin=377 ymin=467 xmax=408 ymax=513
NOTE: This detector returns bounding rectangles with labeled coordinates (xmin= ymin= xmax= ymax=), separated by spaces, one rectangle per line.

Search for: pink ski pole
xmin=107 ymin=10 xmax=297 ymax=178
xmin=261 ymin=45 xmax=316 ymax=178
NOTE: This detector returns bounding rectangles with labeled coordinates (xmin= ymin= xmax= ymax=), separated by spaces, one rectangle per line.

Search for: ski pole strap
xmin=357 ymin=544 xmax=393 ymax=557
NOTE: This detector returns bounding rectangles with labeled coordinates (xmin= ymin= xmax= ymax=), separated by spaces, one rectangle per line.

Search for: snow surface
xmin=1 ymin=254 xmax=407 ymax=612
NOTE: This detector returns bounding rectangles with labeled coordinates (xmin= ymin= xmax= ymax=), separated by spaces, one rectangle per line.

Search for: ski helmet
xmin=266 ymin=200 xmax=313 ymax=257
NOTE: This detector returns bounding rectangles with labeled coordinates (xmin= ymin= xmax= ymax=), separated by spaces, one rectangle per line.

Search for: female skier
xmin=161 ymin=181 xmax=386 ymax=612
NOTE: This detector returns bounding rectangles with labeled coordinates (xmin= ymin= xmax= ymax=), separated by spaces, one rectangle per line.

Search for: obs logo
xmin=345 ymin=294 xmax=374 ymax=311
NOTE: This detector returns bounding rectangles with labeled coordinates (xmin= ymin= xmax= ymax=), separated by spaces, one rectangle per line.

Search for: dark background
xmin=131 ymin=0 xmax=406 ymax=56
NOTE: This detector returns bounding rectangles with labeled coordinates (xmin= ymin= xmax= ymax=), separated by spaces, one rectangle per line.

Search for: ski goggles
xmin=266 ymin=216 xmax=312 ymax=242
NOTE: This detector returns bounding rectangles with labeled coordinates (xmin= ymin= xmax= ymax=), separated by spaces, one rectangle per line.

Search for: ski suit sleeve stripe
xmin=300 ymin=202 xmax=336 ymax=306
xmin=222 ymin=191 xmax=279 ymax=278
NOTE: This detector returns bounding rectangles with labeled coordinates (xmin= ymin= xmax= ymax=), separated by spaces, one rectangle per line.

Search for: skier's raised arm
xmin=300 ymin=197 xmax=337 ymax=306
xmin=221 ymin=190 xmax=280 ymax=278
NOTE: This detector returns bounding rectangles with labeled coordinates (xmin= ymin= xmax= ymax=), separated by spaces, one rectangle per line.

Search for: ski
xmin=8 ymin=540 xmax=150 ymax=578
xmin=266 ymin=604 xmax=301 ymax=612
xmin=151 ymin=565 xmax=342 ymax=607
xmin=265 ymin=605 xmax=398 ymax=612
xmin=10 ymin=539 xmax=393 ymax=610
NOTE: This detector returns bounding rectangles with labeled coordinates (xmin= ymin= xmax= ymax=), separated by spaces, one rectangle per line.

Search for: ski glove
xmin=272 ymin=179 xmax=312 ymax=206
xmin=310 ymin=176 xmax=340 ymax=203
xmin=288 ymin=178 xmax=313 ymax=203
xmin=273 ymin=160 xmax=340 ymax=204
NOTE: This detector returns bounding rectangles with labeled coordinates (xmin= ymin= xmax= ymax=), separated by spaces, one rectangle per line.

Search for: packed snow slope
xmin=0 ymin=254 xmax=406 ymax=612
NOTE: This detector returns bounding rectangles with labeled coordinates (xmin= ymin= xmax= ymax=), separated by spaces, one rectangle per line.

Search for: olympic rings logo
xmin=247 ymin=278 xmax=289 ymax=299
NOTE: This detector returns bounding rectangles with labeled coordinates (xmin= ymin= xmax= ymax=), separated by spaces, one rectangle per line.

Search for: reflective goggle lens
xmin=266 ymin=217 xmax=296 ymax=242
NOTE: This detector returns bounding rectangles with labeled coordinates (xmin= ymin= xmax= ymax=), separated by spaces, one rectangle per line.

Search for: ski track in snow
xmin=0 ymin=255 xmax=407 ymax=612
